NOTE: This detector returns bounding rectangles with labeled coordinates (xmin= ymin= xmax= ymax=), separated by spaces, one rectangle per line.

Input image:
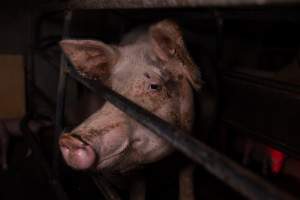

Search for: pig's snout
xmin=59 ymin=134 xmax=96 ymax=170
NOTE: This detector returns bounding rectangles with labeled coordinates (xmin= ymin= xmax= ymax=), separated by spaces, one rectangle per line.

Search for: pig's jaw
xmin=95 ymin=138 xmax=130 ymax=171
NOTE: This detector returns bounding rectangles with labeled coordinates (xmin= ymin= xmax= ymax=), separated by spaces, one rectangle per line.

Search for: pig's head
xmin=59 ymin=20 xmax=202 ymax=173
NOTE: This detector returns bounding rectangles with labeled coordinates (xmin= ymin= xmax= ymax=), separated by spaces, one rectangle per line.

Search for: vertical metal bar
xmin=210 ymin=10 xmax=223 ymax=148
xmin=215 ymin=10 xmax=224 ymax=69
xmin=55 ymin=11 xmax=122 ymax=200
xmin=90 ymin=173 xmax=122 ymax=200
xmin=24 ymin=6 xmax=70 ymax=200
xmin=25 ymin=0 xmax=35 ymax=117
xmin=20 ymin=117 xmax=69 ymax=200
xmin=53 ymin=11 xmax=72 ymax=177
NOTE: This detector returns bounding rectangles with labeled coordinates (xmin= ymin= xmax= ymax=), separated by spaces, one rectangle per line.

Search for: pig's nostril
xmin=70 ymin=133 xmax=90 ymax=146
xmin=59 ymin=134 xmax=86 ymax=150
xmin=59 ymin=140 xmax=71 ymax=151
xmin=59 ymin=134 xmax=96 ymax=170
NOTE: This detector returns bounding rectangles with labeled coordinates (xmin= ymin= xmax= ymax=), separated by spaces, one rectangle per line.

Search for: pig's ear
xmin=59 ymin=39 xmax=118 ymax=80
xmin=150 ymin=20 xmax=203 ymax=90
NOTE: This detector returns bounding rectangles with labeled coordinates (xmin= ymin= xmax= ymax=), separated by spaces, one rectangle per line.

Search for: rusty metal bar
xmin=63 ymin=57 xmax=296 ymax=200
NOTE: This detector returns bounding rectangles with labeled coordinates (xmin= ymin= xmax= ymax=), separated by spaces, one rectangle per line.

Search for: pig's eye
xmin=149 ymin=84 xmax=161 ymax=91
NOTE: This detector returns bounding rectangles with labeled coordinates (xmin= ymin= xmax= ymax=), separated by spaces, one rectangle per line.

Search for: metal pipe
xmin=23 ymin=5 xmax=69 ymax=200
xmin=222 ymin=71 xmax=300 ymax=95
xmin=63 ymin=58 xmax=296 ymax=200
xmin=20 ymin=117 xmax=69 ymax=200
xmin=32 ymin=83 xmax=56 ymax=111
xmin=25 ymin=0 xmax=35 ymax=118
xmin=53 ymin=10 xmax=72 ymax=179
xmin=55 ymin=11 xmax=123 ymax=200
xmin=90 ymin=173 xmax=122 ymax=200
xmin=67 ymin=0 xmax=300 ymax=9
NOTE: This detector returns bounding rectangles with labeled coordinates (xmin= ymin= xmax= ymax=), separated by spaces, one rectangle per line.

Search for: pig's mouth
xmin=59 ymin=133 xmax=132 ymax=171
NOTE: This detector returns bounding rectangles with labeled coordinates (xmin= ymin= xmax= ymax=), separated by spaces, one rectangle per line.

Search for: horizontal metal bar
xmin=67 ymin=0 xmax=300 ymax=9
xmin=63 ymin=59 xmax=296 ymax=200
xmin=223 ymin=119 xmax=300 ymax=160
xmin=222 ymin=70 xmax=300 ymax=96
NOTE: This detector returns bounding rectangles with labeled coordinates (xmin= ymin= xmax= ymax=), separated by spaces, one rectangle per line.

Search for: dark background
xmin=1 ymin=1 xmax=300 ymax=199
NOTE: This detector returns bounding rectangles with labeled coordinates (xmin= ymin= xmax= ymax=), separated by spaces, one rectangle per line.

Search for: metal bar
xmin=67 ymin=0 xmax=300 ymax=9
xmin=34 ymin=50 xmax=60 ymax=71
xmin=32 ymin=83 xmax=56 ymax=110
xmin=53 ymin=10 xmax=72 ymax=179
xmin=90 ymin=173 xmax=122 ymax=200
xmin=25 ymin=0 xmax=35 ymax=118
xmin=63 ymin=58 xmax=296 ymax=200
xmin=20 ymin=117 xmax=69 ymax=200
xmin=222 ymin=71 xmax=300 ymax=95
xmin=223 ymin=119 xmax=300 ymax=160
xmin=55 ymin=11 xmax=123 ymax=200
xmin=23 ymin=6 xmax=69 ymax=200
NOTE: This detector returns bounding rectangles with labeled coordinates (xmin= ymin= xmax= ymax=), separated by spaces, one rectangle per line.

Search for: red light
xmin=267 ymin=147 xmax=286 ymax=174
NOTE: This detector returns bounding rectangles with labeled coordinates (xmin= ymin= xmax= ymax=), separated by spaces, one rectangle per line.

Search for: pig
xmin=0 ymin=118 xmax=52 ymax=170
xmin=59 ymin=20 xmax=202 ymax=199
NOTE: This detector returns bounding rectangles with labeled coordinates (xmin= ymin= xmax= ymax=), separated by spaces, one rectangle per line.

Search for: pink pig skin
xmin=59 ymin=20 xmax=202 ymax=200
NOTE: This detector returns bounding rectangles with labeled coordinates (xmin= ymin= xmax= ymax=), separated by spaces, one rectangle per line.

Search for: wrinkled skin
xmin=59 ymin=20 xmax=202 ymax=175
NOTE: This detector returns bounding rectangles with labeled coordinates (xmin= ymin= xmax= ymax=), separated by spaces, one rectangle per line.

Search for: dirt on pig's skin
xmin=59 ymin=20 xmax=202 ymax=174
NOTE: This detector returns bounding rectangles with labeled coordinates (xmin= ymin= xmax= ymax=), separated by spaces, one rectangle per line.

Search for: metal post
xmin=51 ymin=11 xmax=73 ymax=200
xmin=90 ymin=173 xmax=122 ymax=200
xmin=55 ymin=11 xmax=123 ymax=200
xmin=53 ymin=11 xmax=72 ymax=176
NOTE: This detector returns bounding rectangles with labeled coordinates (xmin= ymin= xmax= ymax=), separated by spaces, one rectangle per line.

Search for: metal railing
xmin=52 ymin=10 xmax=297 ymax=200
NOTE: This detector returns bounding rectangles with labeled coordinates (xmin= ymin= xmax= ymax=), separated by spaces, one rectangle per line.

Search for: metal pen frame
xmin=52 ymin=10 xmax=297 ymax=200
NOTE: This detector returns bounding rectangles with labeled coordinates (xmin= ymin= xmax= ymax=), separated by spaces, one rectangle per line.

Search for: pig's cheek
xmin=99 ymin=132 xmax=129 ymax=160
xmin=130 ymin=79 xmax=147 ymax=97
xmin=132 ymin=130 xmax=173 ymax=163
